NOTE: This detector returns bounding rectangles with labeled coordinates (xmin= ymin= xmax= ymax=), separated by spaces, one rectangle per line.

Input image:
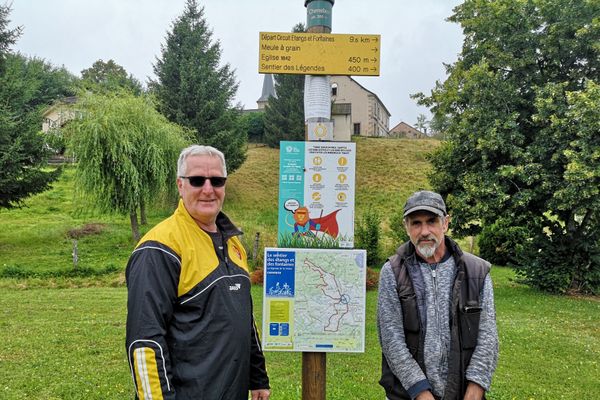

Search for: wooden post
xmin=253 ymin=232 xmax=261 ymax=260
xmin=72 ymin=239 xmax=78 ymax=269
xmin=302 ymin=352 xmax=326 ymax=400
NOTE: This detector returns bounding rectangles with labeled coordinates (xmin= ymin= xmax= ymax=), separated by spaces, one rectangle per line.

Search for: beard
xmin=415 ymin=235 xmax=440 ymax=259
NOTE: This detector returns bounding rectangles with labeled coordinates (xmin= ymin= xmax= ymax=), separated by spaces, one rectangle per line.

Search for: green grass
xmin=0 ymin=167 xmax=137 ymax=278
xmin=0 ymin=139 xmax=439 ymax=281
xmin=0 ymin=269 xmax=598 ymax=399
xmin=0 ymin=138 xmax=599 ymax=398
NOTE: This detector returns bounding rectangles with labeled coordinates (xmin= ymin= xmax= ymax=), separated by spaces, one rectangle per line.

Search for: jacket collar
xmin=175 ymin=199 xmax=243 ymax=240
xmin=396 ymin=236 xmax=463 ymax=264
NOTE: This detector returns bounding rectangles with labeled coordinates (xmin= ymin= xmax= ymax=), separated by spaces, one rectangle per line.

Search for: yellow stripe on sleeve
xmin=133 ymin=347 xmax=164 ymax=400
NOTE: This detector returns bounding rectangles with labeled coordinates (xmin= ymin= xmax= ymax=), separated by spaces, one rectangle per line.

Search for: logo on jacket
xmin=229 ymin=283 xmax=242 ymax=291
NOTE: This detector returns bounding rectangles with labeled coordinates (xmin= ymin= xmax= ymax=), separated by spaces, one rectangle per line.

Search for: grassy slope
xmin=0 ymin=138 xmax=439 ymax=279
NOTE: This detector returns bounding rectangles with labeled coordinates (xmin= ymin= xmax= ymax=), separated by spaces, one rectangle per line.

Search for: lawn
xmin=0 ymin=268 xmax=598 ymax=399
xmin=1 ymin=138 xmax=598 ymax=399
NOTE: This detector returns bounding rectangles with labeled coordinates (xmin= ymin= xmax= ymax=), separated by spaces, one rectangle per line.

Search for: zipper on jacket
xmin=429 ymin=263 xmax=445 ymax=375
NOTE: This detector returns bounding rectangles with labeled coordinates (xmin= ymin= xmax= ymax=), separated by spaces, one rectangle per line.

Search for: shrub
xmin=67 ymin=223 xmax=107 ymax=239
xmin=355 ymin=207 xmax=382 ymax=267
xmin=516 ymin=221 xmax=600 ymax=295
xmin=478 ymin=218 xmax=528 ymax=266
xmin=250 ymin=268 xmax=264 ymax=286
xmin=366 ymin=267 xmax=379 ymax=290
xmin=388 ymin=209 xmax=409 ymax=245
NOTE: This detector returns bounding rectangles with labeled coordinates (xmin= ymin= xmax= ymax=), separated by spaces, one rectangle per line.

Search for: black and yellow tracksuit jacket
xmin=125 ymin=200 xmax=269 ymax=399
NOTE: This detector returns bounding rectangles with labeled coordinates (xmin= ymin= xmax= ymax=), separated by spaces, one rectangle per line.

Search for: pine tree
xmin=151 ymin=0 xmax=246 ymax=172
xmin=0 ymin=4 xmax=75 ymax=208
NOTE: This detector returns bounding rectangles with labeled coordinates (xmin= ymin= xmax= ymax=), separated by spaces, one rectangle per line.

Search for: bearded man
xmin=377 ymin=190 xmax=498 ymax=400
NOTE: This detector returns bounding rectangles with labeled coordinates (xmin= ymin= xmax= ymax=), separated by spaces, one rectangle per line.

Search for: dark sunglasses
xmin=180 ymin=176 xmax=227 ymax=188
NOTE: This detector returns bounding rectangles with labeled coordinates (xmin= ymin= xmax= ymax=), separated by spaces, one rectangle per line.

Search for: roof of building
xmin=257 ymin=73 xmax=277 ymax=103
xmin=389 ymin=121 xmax=425 ymax=135
xmin=42 ymin=96 xmax=78 ymax=118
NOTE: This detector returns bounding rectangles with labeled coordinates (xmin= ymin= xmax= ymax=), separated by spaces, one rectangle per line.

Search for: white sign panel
xmin=277 ymin=141 xmax=356 ymax=248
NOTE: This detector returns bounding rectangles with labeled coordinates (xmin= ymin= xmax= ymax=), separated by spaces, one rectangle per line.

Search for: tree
xmin=0 ymin=3 xmax=21 ymax=73
xmin=151 ymin=0 xmax=246 ymax=172
xmin=66 ymin=92 xmax=191 ymax=241
xmin=80 ymin=59 xmax=142 ymax=94
xmin=0 ymin=3 xmax=77 ymax=209
xmin=415 ymin=114 xmax=429 ymax=135
xmin=263 ymin=23 xmax=305 ymax=148
xmin=239 ymin=112 xmax=265 ymax=143
xmin=417 ymin=0 xmax=600 ymax=293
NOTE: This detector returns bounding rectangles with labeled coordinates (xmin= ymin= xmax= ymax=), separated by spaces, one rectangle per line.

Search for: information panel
xmin=278 ymin=141 xmax=355 ymax=248
xmin=262 ymin=247 xmax=366 ymax=353
xmin=259 ymin=32 xmax=380 ymax=76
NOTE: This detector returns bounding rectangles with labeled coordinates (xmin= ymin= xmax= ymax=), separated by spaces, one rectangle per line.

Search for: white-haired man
xmin=126 ymin=145 xmax=270 ymax=400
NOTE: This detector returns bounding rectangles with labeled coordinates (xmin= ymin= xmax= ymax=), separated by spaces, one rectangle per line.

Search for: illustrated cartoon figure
xmin=292 ymin=206 xmax=340 ymax=238
xmin=293 ymin=207 xmax=320 ymax=235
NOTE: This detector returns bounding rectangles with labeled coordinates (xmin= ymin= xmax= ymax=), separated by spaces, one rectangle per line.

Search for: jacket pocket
xmin=459 ymin=301 xmax=482 ymax=349
xmin=400 ymin=294 xmax=419 ymax=332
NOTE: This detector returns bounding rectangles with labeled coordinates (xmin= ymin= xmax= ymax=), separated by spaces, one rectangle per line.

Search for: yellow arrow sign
xmin=259 ymin=32 xmax=380 ymax=76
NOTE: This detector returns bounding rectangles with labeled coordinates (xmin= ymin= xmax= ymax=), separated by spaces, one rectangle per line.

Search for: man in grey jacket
xmin=377 ymin=190 xmax=498 ymax=400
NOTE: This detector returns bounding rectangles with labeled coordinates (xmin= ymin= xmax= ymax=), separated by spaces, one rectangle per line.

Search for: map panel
xmin=263 ymin=247 xmax=366 ymax=353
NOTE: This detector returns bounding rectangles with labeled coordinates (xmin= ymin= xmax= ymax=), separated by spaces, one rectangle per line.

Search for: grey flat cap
xmin=403 ymin=190 xmax=447 ymax=217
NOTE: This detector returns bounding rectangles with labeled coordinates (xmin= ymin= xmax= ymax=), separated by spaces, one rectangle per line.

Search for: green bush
xmin=388 ymin=208 xmax=409 ymax=246
xmin=239 ymin=112 xmax=265 ymax=144
xmin=0 ymin=264 xmax=121 ymax=279
xmin=478 ymin=218 xmax=528 ymax=266
xmin=355 ymin=208 xmax=382 ymax=267
xmin=516 ymin=221 xmax=600 ymax=295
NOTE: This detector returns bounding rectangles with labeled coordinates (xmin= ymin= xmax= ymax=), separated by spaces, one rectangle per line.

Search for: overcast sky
xmin=9 ymin=0 xmax=464 ymax=127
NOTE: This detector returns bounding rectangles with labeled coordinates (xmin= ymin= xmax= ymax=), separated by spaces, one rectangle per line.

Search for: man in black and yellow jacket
xmin=126 ymin=145 xmax=270 ymax=400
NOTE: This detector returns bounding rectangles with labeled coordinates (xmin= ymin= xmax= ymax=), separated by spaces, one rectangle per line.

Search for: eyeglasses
xmin=180 ymin=176 xmax=227 ymax=188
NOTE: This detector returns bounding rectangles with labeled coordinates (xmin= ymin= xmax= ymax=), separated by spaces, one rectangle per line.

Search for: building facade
xmin=42 ymin=96 xmax=78 ymax=133
xmin=330 ymin=76 xmax=391 ymax=140
xmin=388 ymin=121 xmax=426 ymax=139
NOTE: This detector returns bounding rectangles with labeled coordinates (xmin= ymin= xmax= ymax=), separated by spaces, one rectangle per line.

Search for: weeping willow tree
xmin=66 ymin=92 xmax=191 ymax=241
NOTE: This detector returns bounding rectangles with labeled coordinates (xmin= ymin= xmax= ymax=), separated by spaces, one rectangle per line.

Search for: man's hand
xmin=464 ymin=382 xmax=484 ymax=400
xmin=251 ymin=388 xmax=271 ymax=400
xmin=416 ymin=390 xmax=435 ymax=400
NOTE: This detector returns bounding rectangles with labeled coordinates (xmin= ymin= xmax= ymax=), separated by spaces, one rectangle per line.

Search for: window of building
xmin=353 ymin=123 xmax=361 ymax=135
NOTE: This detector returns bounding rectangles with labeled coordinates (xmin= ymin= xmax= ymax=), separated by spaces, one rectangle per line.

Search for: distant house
xmin=247 ymin=74 xmax=390 ymax=141
xmin=42 ymin=96 xmax=78 ymax=132
xmin=330 ymin=76 xmax=391 ymax=140
xmin=388 ymin=121 xmax=426 ymax=139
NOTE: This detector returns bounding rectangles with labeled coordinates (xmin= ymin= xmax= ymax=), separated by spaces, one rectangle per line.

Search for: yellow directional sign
xmin=259 ymin=32 xmax=380 ymax=76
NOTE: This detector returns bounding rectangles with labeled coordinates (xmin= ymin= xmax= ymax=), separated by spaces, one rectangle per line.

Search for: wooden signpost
xmin=259 ymin=1 xmax=380 ymax=398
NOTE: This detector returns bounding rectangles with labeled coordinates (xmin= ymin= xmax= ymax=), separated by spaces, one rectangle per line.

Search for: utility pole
xmin=303 ymin=3 xmax=334 ymax=399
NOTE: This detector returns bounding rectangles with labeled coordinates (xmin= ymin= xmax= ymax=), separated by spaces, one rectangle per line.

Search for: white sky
xmin=9 ymin=0 xmax=463 ymax=128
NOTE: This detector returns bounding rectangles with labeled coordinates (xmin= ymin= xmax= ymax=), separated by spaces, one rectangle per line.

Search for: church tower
xmin=257 ymin=73 xmax=277 ymax=109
